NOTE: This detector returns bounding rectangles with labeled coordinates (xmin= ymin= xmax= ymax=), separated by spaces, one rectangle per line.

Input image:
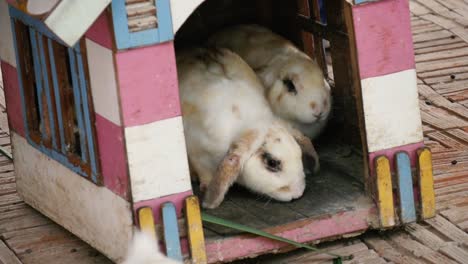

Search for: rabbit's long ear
xmin=279 ymin=121 xmax=320 ymax=173
xmin=202 ymin=130 xmax=262 ymax=209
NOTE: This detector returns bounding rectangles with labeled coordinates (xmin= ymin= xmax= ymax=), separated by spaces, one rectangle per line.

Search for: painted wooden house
xmin=0 ymin=0 xmax=436 ymax=263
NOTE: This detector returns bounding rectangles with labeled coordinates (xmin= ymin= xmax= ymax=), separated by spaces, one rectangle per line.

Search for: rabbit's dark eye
xmin=262 ymin=152 xmax=282 ymax=173
xmin=283 ymin=79 xmax=297 ymax=95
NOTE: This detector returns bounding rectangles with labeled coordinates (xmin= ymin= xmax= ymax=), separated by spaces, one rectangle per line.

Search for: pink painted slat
xmin=115 ymin=42 xmax=182 ymax=127
xmin=95 ymin=114 xmax=129 ymax=199
xmin=85 ymin=12 xmax=113 ymax=50
xmin=352 ymin=0 xmax=415 ymax=79
xmin=1 ymin=61 xmax=25 ymax=137
xmin=133 ymin=190 xmax=193 ymax=225
xmin=205 ymin=207 xmax=375 ymax=263
xmin=368 ymin=141 xmax=424 ymax=177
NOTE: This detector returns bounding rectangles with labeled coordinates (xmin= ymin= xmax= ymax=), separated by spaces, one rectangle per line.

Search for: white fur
xmin=177 ymin=47 xmax=307 ymax=208
xmin=208 ymin=24 xmax=332 ymax=139
xmin=121 ymin=231 xmax=181 ymax=264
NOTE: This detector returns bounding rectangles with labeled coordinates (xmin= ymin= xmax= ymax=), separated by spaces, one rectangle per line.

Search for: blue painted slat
xmin=75 ymin=48 xmax=98 ymax=183
xmin=9 ymin=18 xmax=30 ymax=141
xmin=162 ymin=203 xmax=183 ymax=262
xmin=354 ymin=0 xmax=380 ymax=4
xmin=29 ymin=139 xmax=91 ymax=178
xmin=111 ymin=0 xmax=132 ymax=50
xmin=156 ymin=0 xmax=174 ymax=43
xmin=47 ymin=39 xmax=67 ymax=154
xmin=37 ymin=33 xmax=58 ymax=149
xmin=67 ymin=49 xmax=88 ymax=163
xmin=127 ymin=29 xmax=159 ymax=48
xmin=395 ymin=152 xmax=417 ymax=223
xmin=112 ymin=0 xmax=174 ymax=49
xmin=28 ymin=28 xmax=46 ymax=138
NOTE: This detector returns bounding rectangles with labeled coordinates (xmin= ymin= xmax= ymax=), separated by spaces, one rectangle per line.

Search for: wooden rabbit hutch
xmin=0 ymin=0 xmax=435 ymax=263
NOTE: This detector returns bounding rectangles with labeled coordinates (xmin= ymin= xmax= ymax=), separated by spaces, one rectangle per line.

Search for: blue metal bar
xmin=9 ymin=17 xmax=30 ymax=141
xmin=48 ymin=38 xmax=66 ymax=153
xmin=67 ymin=49 xmax=88 ymax=163
xmin=28 ymin=28 xmax=45 ymax=139
xmin=75 ymin=46 xmax=98 ymax=183
xmin=37 ymin=33 xmax=57 ymax=149
xmin=162 ymin=203 xmax=183 ymax=261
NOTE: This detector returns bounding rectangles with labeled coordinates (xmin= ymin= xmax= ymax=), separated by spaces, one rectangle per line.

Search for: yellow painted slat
xmin=418 ymin=148 xmax=436 ymax=219
xmin=375 ymin=156 xmax=395 ymax=227
xmin=138 ymin=207 xmax=156 ymax=239
xmin=185 ymin=195 xmax=207 ymax=264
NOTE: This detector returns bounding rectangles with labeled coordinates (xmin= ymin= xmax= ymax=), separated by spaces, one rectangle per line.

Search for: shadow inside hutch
xmin=175 ymin=0 xmax=373 ymax=239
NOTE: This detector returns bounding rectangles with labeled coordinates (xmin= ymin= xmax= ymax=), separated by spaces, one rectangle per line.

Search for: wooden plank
xmin=412 ymin=24 xmax=443 ymax=35
xmin=84 ymin=39 xmax=121 ymax=126
xmin=361 ymin=70 xmax=423 ymax=152
xmin=262 ymin=242 xmax=369 ymax=263
xmin=185 ymin=195 xmax=207 ymax=264
xmin=389 ymin=232 xmax=458 ymax=264
xmin=115 ymin=41 xmax=181 ymax=126
xmin=414 ymin=0 xmax=449 ymax=13
xmin=363 ymin=234 xmax=424 ymax=264
xmin=0 ymin=211 xmax=51 ymax=235
xmin=418 ymin=148 xmax=436 ymax=219
xmin=440 ymin=245 xmax=468 ymax=264
xmin=458 ymin=221 xmax=468 ymax=231
xmin=405 ymin=223 xmax=445 ymax=250
xmin=440 ymin=206 xmax=468 ymax=223
xmin=352 ymin=0 xmax=415 ymax=79
xmin=44 ymin=0 xmax=112 ymax=47
xmin=417 ymin=55 xmax=468 ymax=73
xmin=441 ymin=11 xmax=468 ymax=27
xmin=161 ymin=203 xmax=183 ymax=262
xmin=0 ymin=1 xmax=17 ymax=68
xmin=395 ymin=152 xmax=417 ymax=223
xmin=435 ymin=182 xmax=468 ymax=196
xmin=137 ymin=207 xmax=156 ymax=239
xmin=4 ymin=224 xmax=112 ymax=264
xmin=423 ymin=71 xmax=468 ymax=85
xmin=425 ymin=215 xmax=468 ymax=245
xmin=418 ymin=85 xmax=468 ymax=119
xmin=375 ymin=156 xmax=395 ymax=228
xmin=0 ymin=239 xmax=22 ymax=264
xmin=409 ymin=0 xmax=431 ymax=15
xmin=12 ymin=134 xmax=133 ymax=263
xmin=124 ymin=117 xmax=191 ymax=202
xmin=416 ymin=42 xmax=467 ymax=56
xmin=414 ymin=37 xmax=464 ymax=50
xmin=416 ymin=47 xmax=468 ymax=63
xmin=421 ymin=14 xmax=459 ymax=29
xmin=413 ymin=30 xmax=453 ymax=44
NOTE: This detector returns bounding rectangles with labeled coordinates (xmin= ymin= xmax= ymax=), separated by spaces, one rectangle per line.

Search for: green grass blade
xmin=201 ymin=212 xmax=352 ymax=260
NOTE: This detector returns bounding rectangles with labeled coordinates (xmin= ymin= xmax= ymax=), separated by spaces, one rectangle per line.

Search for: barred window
xmin=12 ymin=18 xmax=101 ymax=184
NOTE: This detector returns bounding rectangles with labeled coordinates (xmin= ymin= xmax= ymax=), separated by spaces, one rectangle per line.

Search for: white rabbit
xmin=121 ymin=230 xmax=181 ymax=264
xmin=207 ymin=24 xmax=332 ymax=139
xmin=177 ymin=47 xmax=319 ymax=209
